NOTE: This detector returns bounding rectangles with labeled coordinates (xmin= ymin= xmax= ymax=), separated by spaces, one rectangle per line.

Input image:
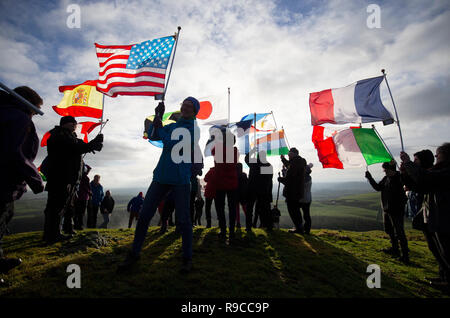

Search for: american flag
xmin=95 ymin=36 xmax=175 ymax=97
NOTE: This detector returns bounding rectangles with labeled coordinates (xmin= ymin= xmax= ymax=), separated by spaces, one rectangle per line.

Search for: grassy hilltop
xmin=0 ymin=227 xmax=448 ymax=298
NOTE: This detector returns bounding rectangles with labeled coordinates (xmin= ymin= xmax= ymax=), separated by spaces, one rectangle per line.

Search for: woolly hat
xmin=289 ymin=147 xmax=299 ymax=155
xmin=60 ymin=116 xmax=77 ymax=126
xmin=184 ymin=96 xmax=200 ymax=115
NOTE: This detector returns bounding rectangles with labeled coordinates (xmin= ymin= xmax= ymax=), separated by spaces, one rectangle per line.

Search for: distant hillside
xmin=10 ymin=186 xmax=388 ymax=234
xmin=1 ymin=228 xmax=448 ymax=298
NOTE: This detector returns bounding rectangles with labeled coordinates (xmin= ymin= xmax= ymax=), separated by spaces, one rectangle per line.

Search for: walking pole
xmin=381 ymin=69 xmax=404 ymax=152
xmin=0 ymin=81 xmax=44 ymax=115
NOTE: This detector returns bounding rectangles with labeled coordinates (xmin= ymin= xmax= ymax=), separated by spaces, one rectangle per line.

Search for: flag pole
xmin=99 ymin=93 xmax=106 ymax=133
xmin=0 ymin=81 xmax=44 ymax=115
xmin=372 ymin=124 xmax=399 ymax=169
xmin=159 ymin=26 xmax=182 ymax=102
xmin=282 ymin=125 xmax=291 ymax=149
xmin=254 ymin=112 xmax=258 ymax=154
xmin=381 ymin=69 xmax=404 ymax=152
xmin=270 ymin=110 xmax=279 ymax=131
xmin=227 ymin=87 xmax=230 ymax=124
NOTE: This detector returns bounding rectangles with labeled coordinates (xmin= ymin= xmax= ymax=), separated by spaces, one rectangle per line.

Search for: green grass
xmin=1 ymin=227 xmax=448 ymax=298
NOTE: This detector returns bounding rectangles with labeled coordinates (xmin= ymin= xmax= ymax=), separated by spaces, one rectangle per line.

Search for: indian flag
xmin=312 ymin=126 xmax=392 ymax=169
xmin=254 ymin=130 xmax=289 ymax=156
xmin=52 ymin=80 xmax=104 ymax=118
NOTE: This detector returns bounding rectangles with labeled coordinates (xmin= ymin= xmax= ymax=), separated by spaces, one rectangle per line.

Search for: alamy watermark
xmin=66 ymin=264 xmax=81 ymax=288
xmin=366 ymin=264 xmax=381 ymax=288
xmin=66 ymin=4 xmax=81 ymax=29
xmin=366 ymin=4 xmax=381 ymax=29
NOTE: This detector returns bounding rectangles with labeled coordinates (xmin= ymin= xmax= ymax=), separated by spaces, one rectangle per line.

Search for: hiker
xmin=366 ymin=161 xmax=409 ymax=263
xmin=43 ymin=116 xmax=103 ymax=243
xmin=278 ymin=147 xmax=307 ymax=234
xmin=299 ymin=163 xmax=313 ymax=235
xmin=212 ymin=128 xmax=239 ymax=242
xmin=236 ymin=163 xmax=248 ymax=229
xmin=127 ymin=192 xmax=144 ymax=229
xmin=400 ymin=143 xmax=450 ymax=286
xmin=88 ymin=174 xmax=104 ymax=228
xmin=203 ymin=167 xmax=217 ymax=228
xmin=0 ymin=87 xmax=44 ymax=276
xmin=100 ymin=190 xmax=115 ymax=229
xmin=194 ymin=195 xmax=205 ymax=226
xmin=118 ymin=97 xmax=203 ymax=274
xmin=245 ymin=148 xmax=273 ymax=232
xmin=74 ymin=164 xmax=92 ymax=230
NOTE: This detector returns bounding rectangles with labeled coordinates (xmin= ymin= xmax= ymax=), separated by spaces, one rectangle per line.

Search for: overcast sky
xmin=1 ymin=0 xmax=449 ymax=190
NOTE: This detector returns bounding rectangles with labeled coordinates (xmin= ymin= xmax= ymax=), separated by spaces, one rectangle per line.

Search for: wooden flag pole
xmin=0 ymin=81 xmax=44 ymax=115
xmin=381 ymin=69 xmax=404 ymax=152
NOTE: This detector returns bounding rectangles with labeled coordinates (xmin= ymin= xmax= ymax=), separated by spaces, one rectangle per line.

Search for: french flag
xmin=309 ymin=76 xmax=394 ymax=126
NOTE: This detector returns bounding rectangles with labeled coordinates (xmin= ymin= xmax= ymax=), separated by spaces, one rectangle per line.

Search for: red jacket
xmin=212 ymin=144 xmax=239 ymax=191
xmin=204 ymin=167 xmax=217 ymax=199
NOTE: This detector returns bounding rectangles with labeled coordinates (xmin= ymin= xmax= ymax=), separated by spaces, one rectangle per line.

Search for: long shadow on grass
xmin=266 ymin=230 xmax=416 ymax=297
xmin=0 ymin=228 xmax=180 ymax=297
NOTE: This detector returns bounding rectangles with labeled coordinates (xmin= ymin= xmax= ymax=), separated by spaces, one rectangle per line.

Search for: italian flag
xmin=254 ymin=130 xmax=289 ymax=156
xmin=312 ymin=126 xmax=392 ymax=169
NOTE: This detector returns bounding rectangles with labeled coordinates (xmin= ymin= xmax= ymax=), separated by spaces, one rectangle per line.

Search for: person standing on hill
xmin=88 ymin=174 xmax=104 ymax=228
xmin=0 ymin=87 xmax=44 ymax=275
xmin=366 ymin=161 xmax=409 ymax=263
xmin=43 ymin=116 xmax=103 ymax=243
xmin=100 ymin=190 xmax=114 ymax=229
xmin=299 ymin=163 xmax=313 ymax=235
xmin=74 ymin=164 xmax=92 ymax=230
xmin=194 ymin=195 xmax=205 ymax=226
xmin=278 ymin=147 xmax=306 ymax=234
xmin=212 ymin=129 xmax=239 ymax=243
xmin=245 ymin=148 xmax=273 ymax=232
xmin=204 ymin=167 xmax=217 ymax=228
xmin=236 ymin=163 xmax=249 ymax=229
xmin=118 ymin=97 xmax=203 ymax=274
xmin=127 ymin=192 xmax=144 ymax=229
xmin=401 ymin=143 xmax=450 ymax=286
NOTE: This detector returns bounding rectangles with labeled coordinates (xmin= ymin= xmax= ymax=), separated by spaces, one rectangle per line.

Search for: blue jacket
xmin=149 ymin=117 xmax=202 ymax=185
xmin=127 ymin=195 xmax=144 ymax=213
xmin=90 ymin=181 xmax=104 ymax=206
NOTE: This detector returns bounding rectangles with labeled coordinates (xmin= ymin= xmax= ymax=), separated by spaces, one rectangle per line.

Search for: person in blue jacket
xmin=88 ymin=175 xmax=104 ymax=228
xmin=127 ymin=192 xmax=144 ymax=228
xmin=118 ymin=97 xmax=203 ymax=274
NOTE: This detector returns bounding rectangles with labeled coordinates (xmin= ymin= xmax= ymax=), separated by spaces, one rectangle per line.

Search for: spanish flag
xmin=52 ymin=80 xmax=104 ymax=118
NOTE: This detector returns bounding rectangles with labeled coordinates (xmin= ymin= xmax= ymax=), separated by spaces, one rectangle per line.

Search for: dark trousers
xmin=87 ymin=203 xmax=100 ymax=228
xmin=128 ymin=211 xmax=139 ymax=228
xmin=286 ymin=199 xmax=303 ymax=231
xmin=190 ymin=190 xmax=196 ymax=224
xmin=214 ymin=189 xmax=238 ymax=237
xmin=205 ymin=198 xmax=213 ymax=228
xmin=44 ymin=187 xmax=72 ymax=241
xmin=133 ymin=181 xmax=192 ymax=260
xmin=161 ymin=199 xmax=176 ymax=228
xmin=256 ymin=199 xmax=272 ymax=230
xmin=194 ymin=207 xmax=203 ymax=226
xmin=383 ymin=212 xmax=408 ymax=256
xmin=0 ymin=201 xmax=14 ymax=258
xmin=299 ymin=202 xmax=312 ymax=233
xmin=74 ymin=199 xmax=88 ymax=230
xmin=429 ymin=231 xmax=450 ymax=283
xmin=246 ymin=196 xmax=257 ymax=230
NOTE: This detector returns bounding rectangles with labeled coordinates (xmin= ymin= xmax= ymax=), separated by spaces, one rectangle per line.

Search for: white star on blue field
xmin=126 ymin=36 xmax=175 ymax=69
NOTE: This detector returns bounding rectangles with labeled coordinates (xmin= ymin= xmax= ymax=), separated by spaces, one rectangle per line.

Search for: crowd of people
xmin=0 ymin=86 xmax=448 ymax=291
